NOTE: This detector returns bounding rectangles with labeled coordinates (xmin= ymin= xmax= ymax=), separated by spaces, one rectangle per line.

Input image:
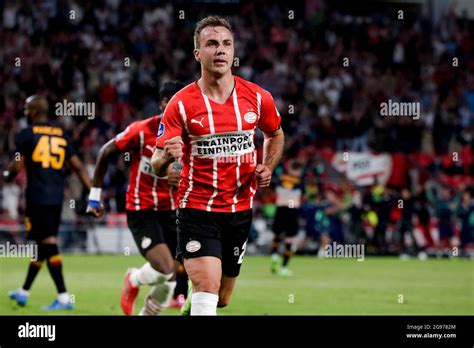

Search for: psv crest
xmin=244 ymin=111 xmax=257 ymax=124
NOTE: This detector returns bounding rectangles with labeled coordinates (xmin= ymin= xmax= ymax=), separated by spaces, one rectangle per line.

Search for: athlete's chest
xmin=185 ymin=93 xmax=259 ymax=136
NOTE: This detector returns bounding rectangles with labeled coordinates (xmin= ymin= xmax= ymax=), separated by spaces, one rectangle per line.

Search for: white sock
xmin=139 ymin=281 xmax=177 ymax=316
xmin=130 ymin=263 xmax=173 ymax=286
xmin=19 ymin=288 xmax=30 ymax=296
xmin=190 ymin=292 xmax=218 ymax=316
xmin=57 ymin=292 xmax=70 ymax=304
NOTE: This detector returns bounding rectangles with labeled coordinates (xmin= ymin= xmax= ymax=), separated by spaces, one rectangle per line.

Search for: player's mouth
xmin=213 ymin=59 xmax=227 ymax=65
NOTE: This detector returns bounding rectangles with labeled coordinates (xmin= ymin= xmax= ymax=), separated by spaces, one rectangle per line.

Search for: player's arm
xmin=4 ymin=129 xmax=29 ymax=183
xmin=3 ymin=155 xmax=25 ymax=183
xmin=151 ymin=97 xmax=184 ymax=177
xmin=256 ymin=90 xmax=285 ymax=188
xmin=263 ymin=129 xmax=284 ymax=171
xmin=86 ymin=139 xmax=121 ymax=218
xmin=151 ymin=139 xmax=183 ymax=178
xmin=87 ymin=121 xmax=141 ymax=218
xmin=91 ymin=139 xmax=120 ymax=188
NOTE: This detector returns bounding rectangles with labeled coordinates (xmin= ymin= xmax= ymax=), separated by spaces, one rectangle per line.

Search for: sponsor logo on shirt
xmin=190 ymin=130 xmax=255 ymax=159
xmin=190 ymin=117 xmax=205 ymax=127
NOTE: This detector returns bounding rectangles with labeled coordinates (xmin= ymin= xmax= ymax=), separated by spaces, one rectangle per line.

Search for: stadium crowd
xmin=1 ymin=0 xmax=473 ymax=256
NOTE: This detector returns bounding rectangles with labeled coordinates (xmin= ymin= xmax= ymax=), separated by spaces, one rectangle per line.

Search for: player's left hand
xmin=255 ymin=164 xmax=272 ymax=187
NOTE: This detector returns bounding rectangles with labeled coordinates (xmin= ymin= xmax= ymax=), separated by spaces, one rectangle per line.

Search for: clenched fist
xmin=164 ymin=136 xmax=183 ymax=161
xmin=255 ymin=164 xmax=272 ymax=188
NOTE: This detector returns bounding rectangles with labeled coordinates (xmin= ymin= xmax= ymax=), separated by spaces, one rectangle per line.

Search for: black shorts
xmin=25 ymin=204 xmax=62 ymax=242
xmin=273 ymin=207 xmax=299 ymax=237
xmin=176 ymin=208 xmax=252 ymax=277
xmin=126 ymin=210 xmax=178 ymax=258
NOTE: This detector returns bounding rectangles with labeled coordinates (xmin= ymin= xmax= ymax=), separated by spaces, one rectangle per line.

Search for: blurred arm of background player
xmin=88 ymin=139 xmax=178 ymax=217
xmin=4 ymin=152 xmax=91 ymax=190
xmin=68 ymin=154 xmax=102 ymax=217
xmin=256 ymin=128 xmax=285 ymax=187
xmin=3 ymin=154 xmax=25 ymax=183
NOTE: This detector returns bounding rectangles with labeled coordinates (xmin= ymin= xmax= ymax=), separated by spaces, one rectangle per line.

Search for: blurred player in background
xmin=270 ymin=159 xmax=303 ymax=276
xmin=152 ymin=15 xmax=284 ymax=315
xmin=86 ymin=81 xmax=187 ymax=315
xmin=397 ymin=187 xmax=427 ymax=260
xmin=425 ymin=181 xmax=461 ymax=255
xmin=457 ymin=187 xmax=474 ymax=257
xmin=5 ymin=95 xmax=93 ymax=310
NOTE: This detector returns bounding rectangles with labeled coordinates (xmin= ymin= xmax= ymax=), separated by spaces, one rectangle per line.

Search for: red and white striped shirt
xmin=155 ymin=76 xmax=281 ymax=213
xmin=115 ymin=116 xmax=178 ymax=211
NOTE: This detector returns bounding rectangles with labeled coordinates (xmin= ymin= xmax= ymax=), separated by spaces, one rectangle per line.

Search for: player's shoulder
xmin=124 ymin=117 xmax=153 ymax=132
xmin=17 ymin=125 xmax=34 ymax=138
xmin=15 ymin=126 xmax=34 ymax=147
xmin=143 ymin=115 xmax=161 ymax=132
xmin=235 ymin=75 xmax=271 ymax=97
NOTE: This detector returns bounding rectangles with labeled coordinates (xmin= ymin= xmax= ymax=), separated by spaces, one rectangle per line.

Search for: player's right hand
xmin=164 ymin=136 xmax=183 ymax=161
xmin=86 ymin=202 xmax=105 ymax=218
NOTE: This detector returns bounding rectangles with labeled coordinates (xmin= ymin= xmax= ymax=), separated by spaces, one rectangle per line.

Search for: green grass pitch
xmin=1 ymin=255 xmax=473 ymax=315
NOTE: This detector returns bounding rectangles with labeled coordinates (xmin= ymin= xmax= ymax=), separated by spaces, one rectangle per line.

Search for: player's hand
xmin=86 ymin=202 xmax=105 ymax=218
xmin=164 ymin=136 xmax=183 ymax=161
xmin=167 ymin=170 xmax=180 ymax=187
xmin=255 ymin=164 xmax=272 ymax=188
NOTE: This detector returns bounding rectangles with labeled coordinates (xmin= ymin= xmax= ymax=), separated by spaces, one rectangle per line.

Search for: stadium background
xmin=0 ymin=0 xmax=473 ymax=315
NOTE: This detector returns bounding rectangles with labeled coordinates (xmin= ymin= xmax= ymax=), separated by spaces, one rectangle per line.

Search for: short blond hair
xmin=194 ymin=15 xmax=233 ymax=49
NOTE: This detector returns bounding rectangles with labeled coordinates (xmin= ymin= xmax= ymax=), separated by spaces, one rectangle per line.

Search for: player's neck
xmin=34 ymin=115 xmax=49 ymax=123
xmin=198 ymin=71 xmax=235 ymax=104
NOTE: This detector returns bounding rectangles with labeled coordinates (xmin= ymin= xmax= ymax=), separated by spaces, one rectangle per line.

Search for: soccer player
xmin=151 ymin=15 xmax=285 ymax=315
xmin=397 ymin=187 xmax=427 ymax=260
xmin=86 ymin=81 xmax=187 ymax=315
xmin=270 ymin=159 xmax=303 ymax=276
xmin=5 ymin=95 xmax=93 ymax=310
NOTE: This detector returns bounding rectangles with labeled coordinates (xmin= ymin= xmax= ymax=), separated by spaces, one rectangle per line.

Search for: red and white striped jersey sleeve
xmin=257 ymin=89 xmax=281 ymax=133
xmin=155 ymin=97 xmax=184 ymax=149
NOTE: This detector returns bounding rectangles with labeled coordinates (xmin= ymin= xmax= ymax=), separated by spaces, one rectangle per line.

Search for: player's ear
xmin=194 ymin=48 xmax=201 ymax=62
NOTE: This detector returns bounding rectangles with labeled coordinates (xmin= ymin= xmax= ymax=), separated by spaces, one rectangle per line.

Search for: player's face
xmin=194 ymin=26 xmax=234 ymax=77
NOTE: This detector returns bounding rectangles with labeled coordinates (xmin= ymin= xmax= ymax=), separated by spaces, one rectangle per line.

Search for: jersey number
xmin=32 ymin=136 xmax=66 ymax=169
